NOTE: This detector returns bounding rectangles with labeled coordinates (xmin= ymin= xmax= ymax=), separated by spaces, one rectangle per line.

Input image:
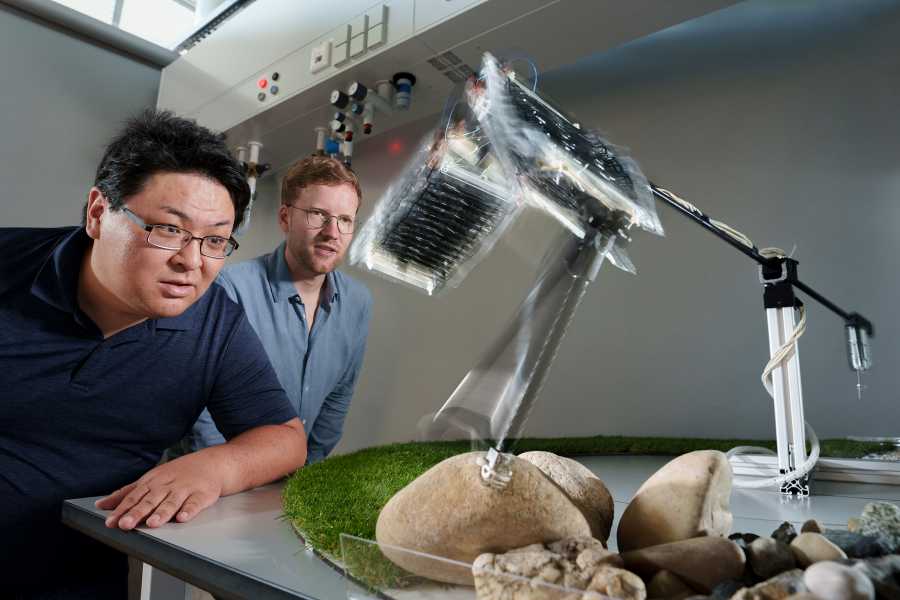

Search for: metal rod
xmin=651 ymin=183 xmax=866 ymax=327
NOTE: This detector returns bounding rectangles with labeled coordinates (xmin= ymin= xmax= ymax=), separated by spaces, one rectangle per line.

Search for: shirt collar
xmin=265 ymin=242 xmax=340 ymax=306
xmin=31 ymin=226 xmax=88 ymax=315
xmin=30 ymin=226 xmax=197 ymax=331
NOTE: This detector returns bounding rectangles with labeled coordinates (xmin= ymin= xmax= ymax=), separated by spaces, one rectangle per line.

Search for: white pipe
xmin=248 ymin=141 xmax=263 ymax=165
xmin=314 ymin=127 xmax=328 ymax=153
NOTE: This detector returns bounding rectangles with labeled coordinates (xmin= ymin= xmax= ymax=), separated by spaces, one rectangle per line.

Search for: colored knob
xmin=348 ymin=82 xmax=367 ymax=101
xmin=330 ymin=90 xmax=349 ymax=109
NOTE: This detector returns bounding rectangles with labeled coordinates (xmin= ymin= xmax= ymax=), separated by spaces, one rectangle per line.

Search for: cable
xmin=655 ymin=187 xmax=821 ymax=490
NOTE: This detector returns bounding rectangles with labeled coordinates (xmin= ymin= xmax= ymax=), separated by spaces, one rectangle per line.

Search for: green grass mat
xmin=282 ymin=436 xmax=892 ymax=559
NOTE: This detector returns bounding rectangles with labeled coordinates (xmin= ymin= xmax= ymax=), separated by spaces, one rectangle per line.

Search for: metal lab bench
xmin=62 ymin=483 xmax=348 ymax=600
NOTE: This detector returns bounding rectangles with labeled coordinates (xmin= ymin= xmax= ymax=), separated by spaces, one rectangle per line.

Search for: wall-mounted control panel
xmin=158 ymin=0 xmax=738 ymax=173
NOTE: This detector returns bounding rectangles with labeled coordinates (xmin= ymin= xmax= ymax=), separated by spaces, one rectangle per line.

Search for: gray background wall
xmin=0 ymin=4 xmax=160 ymax=227
xmin=238 ymin=0 xmax=900 ymax=456
xmin=2 ymin=0 xmax=896 ymax=456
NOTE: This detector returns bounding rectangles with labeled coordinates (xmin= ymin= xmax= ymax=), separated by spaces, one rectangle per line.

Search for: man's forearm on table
xmin=205 ymin=419 xmax=307 ymax=495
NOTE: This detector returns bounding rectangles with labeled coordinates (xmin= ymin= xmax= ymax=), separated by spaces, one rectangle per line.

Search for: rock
xmin=519 ymin=451 xmax=616 ymax=543
xmin=771 ymin=522 xmax=798 ymax=545
xmin=709 ymin=579 xmax=744 ymax=599
xmin=472 ymin=542 xmax=646 ymax=600
xmin=820 ymin=529 xmax=889 ymax=559
xmin=617 ymin=451 xmax=733 ymax=552
xmin=800 ymin=520 xmax=825 ymax=534
xmin=647 ymin=570 xmax=696 ymax=599
xmin=729 ymin=568 xmax=806 ymax=599
xmin=546 ymin=536 xmax=624 ymax=573
xmin=747 ymin=537 xmax=796 ymax=579
xmin=848 ymin=517 xmax=861 ymax=533
xmin=729 ymin=532 xmax=760 ymax=553
xmin=376 ymin=451 xmax=592 ymax=585
xmin=852 ymin=554 xmax=900 ymax=600
xmin=803 ymin=561 xmax=875 ymax=600
xmin=587 ymin=566 xmax=647 ymax=600
xmin=789 ymin=533 xmax=847 ymax=567
xmin=621 ymin=536 xmax=745 ymax=593
xmin=784 ymin=594 xmax=820 ymax=600
xmin=858 ymin=501 xmax=900 ymax=552
xmin=472 ymin=550 xmax=561 ymax=600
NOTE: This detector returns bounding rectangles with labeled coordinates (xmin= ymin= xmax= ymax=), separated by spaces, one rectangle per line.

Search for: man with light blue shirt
xmin=187 ymin=156 xmax=372 ymax=463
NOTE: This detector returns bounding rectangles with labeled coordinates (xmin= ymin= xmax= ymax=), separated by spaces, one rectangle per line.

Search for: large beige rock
xmin=376 ymin=451 xmax=592 ymax=585
xmin=621 ymin=536 xmax=745 ymax=593
xmin=519 ymin=451 xmax=615 ymax=542
xmin=617 ymin=450 xmax=733 ymax=552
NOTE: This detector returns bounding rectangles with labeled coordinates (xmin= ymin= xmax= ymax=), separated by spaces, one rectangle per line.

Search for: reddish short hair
xmin=280 ymin=156 xmax=361 ymax=207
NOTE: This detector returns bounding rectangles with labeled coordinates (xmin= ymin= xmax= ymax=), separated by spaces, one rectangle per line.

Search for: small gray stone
xmin=803 ymin=560 xmax=875 ymax=600
xmin=821 ymin=529 xmax=889 ymax=559
xmin=708 ymin=578 xmax=744 ymax=599
xmin=800 ymin=519 xmax=825 ymax=534
xmin=790 ymin=532 xmax=847 ymax=567
xmin=747 ymin=536 xmax=796 ymax=579
xmin=728 ymin=532 xmax=760 ymax=553
xmin=852 ymin=554 xmax=900 ymax=600
xmin=772 ymin=521 xmax=798 ymax=545
xmin=858 ymin=501 xmax=900 ymax=552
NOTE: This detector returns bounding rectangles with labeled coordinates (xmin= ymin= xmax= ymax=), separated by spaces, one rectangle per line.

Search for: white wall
xmin=231 ymin=0 xmax=900 ymax=453
xmin=0 ymin=5 xmax=160 ymax=227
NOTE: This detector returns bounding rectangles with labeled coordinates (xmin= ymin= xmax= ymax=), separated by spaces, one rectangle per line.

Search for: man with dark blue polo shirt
xmin=186 ymin=156 xmax=372 ymax=464
xmin=0 ymin=110 xmax=307 ymax=598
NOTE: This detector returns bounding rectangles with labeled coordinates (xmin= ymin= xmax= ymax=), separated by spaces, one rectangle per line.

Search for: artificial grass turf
xmin=282 ymin=435 xmax=893 ymax=560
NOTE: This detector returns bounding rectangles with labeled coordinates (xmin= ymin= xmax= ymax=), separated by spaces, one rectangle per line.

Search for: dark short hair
xmin=280 ymin=155 xmax=361 ymax=207
xmin=89 ymin=109 xmax=250 ymax=230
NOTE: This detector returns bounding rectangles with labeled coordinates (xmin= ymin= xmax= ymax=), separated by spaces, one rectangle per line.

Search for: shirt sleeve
xmin=206 ymin=310 xmax=298 ymax=441
xmin=306 ymin=293 xmax=372 ymax=463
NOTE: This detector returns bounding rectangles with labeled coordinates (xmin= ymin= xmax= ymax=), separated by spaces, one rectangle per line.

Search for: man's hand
xmin=95 ymin=451 xmax=223 ymax=530
xmin=96 ymin=418 xmax=306 ymax=530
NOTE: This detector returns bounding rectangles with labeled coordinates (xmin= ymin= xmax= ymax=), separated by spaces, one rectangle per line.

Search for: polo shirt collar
xmin=31 ymin=226 xmax=88 ymax=315
xmin=265 ymin=242 xmax=340 ymax=307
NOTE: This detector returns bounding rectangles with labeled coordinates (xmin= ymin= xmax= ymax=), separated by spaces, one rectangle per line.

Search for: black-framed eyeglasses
xmin=289 ymin=206 xmax=355 ymax=234
xmin=121 ymin=207 xmax=239 ymax=259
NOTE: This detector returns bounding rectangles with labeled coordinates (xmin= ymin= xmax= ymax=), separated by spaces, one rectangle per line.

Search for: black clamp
xmin=241 ymin=161 xmax=271 ymax=179
xmin=760 ymin=257 xmax=801 ymax=310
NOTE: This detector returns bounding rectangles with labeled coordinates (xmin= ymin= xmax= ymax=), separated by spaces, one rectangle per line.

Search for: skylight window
xmin=50 ymin=0 xmax=197 ymax=50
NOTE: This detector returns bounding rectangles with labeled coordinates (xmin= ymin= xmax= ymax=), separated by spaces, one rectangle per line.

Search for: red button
xmin=257 ymin=78 xmax=268 ymax=89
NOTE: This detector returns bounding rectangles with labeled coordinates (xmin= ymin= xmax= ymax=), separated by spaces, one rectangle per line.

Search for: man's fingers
xmin=117 ymin=486 xmax=180 ymax=530
xmin=95 ymin=482 xmax=137 ymax=510
xmin=104 ymin=485 xmax=151 ymax=527
xmin=145 ymin=491 xmax=189 ymax=528
xmin=174 ymin=492 xmax=216 ymax=523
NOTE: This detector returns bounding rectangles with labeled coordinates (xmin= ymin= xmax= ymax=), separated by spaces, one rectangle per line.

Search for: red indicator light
xmin=388 ymin=140 xmax=403 ymax=155
xmin=257 ymin=78 xmax=268 ymax=89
